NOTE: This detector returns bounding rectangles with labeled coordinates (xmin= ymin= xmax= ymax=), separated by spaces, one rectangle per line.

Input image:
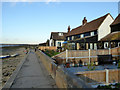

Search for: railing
xmin=36 ymin=50 xmax=92 ymax=88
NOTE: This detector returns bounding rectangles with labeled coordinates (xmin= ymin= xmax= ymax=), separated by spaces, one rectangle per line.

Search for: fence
xmin=38 ymin=46 xmax=57 ymax=51
xmin=36 ymin=50 xmax=92 ymax=88
xmin=76 ymin=69 xmax=120 ymax=84
xmin=53 ymin=47 xmax=120 ymax=64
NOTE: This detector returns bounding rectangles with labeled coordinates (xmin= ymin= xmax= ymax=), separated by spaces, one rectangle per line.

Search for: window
xmin=72 ymin=36 xmax=74 ymax=40
xmin=104 ymin=42 xmax=108 ymax=49
xmin=58 ymin=33 xmax=63 ymax=36
xmin=81 ymin=34 xmax=84 ymax=38
xmin=90 ymin=43 xmax=93 ymax=49
xmin=94 ymin=43 xmax=97 ymax=49
xmin=94 ymin=31 xmax=97 ymax=35
xmin=75 ymin=35 xmax=80 ymax=39
xmin=72 ymin=43 xmax=75 ymax=49
xmin=68 ymin=37 xmax=70 ymax=40
xmin=84 ymin=32 xmax=90 ymax=37
xmin=91 ymin=32 xmax=94 ymax=36
xmin=86 ymin=43 xmax=89 ymax=49
xmin=118 ymin=42 xmax=120 ymax=47
xmin=58 ymin=42 xmax=61 ymax=47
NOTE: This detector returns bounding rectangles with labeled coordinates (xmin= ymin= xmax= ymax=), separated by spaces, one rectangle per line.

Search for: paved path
xmin=11 ymin=50 xmax=57 ymax=88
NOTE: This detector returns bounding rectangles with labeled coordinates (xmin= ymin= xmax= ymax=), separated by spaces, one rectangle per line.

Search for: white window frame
xmin=94 ymin=43 xmax=97 ymax=50
xmin=72 ymin=36 xmax=74 ymax=40
xmin=81 ymin=34 xmax=84 ymax=38
xmin=68 ymin=37 xmax=70 ymax=40
xmin=90 ymin=43 xmax=93 ymax=49
xmin=91 ymin=32 xmax=94 ymax=36
xmin=118 ymin=42 xmax=120 ymax=47
xmin=59 ymin=33 xmax=63 ymax=36
xmin=104 ymin=42 xmax=108 ymax=49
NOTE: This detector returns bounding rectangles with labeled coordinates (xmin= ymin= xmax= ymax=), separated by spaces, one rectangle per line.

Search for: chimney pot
xmin=68 ymin=25 xmax=70 ymax=33
xmin=82 ymin=17 xmax=87 ymax=25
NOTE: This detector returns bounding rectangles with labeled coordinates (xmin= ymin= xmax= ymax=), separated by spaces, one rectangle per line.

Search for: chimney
xmin=82 ymin=17 xmax=87 ymax=25
xmin=68 ymin=25 xmax=70 ymax=33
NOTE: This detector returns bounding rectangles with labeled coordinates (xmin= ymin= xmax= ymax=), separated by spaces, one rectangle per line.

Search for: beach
xmin=1 ymin=46 xmax=26 ymax=87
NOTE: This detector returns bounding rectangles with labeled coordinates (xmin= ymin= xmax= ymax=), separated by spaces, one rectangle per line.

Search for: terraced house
xmin=66 ymin=13 xmax=114 ymax=50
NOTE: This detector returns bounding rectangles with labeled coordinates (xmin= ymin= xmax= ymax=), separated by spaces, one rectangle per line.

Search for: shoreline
xmin=2 ymin=46 xmax=27 ymax=87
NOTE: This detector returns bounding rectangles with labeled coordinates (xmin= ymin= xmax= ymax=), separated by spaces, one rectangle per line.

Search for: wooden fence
xmin=38 ymin=46 xmax=57 ymax=51
xmin=53 ymin=47 xmax=120 ymax=64
xmin=76 ymin=69 xmax=120 ymax=84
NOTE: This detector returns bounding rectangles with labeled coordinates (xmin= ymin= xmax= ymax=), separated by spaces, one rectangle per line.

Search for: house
xmin=100 ymin=14 xmax=120 ymax=48
xmin=49 ymin=32 xmax=67 ymax=50
xmin=66 ymin=13 xmax=114 ymax=50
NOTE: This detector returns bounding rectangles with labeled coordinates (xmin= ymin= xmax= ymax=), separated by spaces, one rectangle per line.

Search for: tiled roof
xmin=50 ymin=32 xmax=67 ymax=40
xmin=67 ymin=13 xmax=110 ymax=36
xmin=100 ymin=31 xmax=120 ymax=41
xmin=111 ymin=14 xmax=120 ymax=26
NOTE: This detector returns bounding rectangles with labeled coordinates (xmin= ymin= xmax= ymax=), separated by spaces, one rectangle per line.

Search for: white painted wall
xmin=98 ymin=14 xmax=114 ymax=41
xmin=56 ymin=40 xmax=64 ymax=47
xmin=49 ymin=39 xmax=54 ymax=46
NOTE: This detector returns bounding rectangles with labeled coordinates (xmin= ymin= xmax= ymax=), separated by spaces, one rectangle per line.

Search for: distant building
xmin=49 ymin=32 xmax=67 ymax=49
xmin=39 ymin=42 xmax=47 ymax=46
xmin=66 ymin=13 xmax=114 ymax=50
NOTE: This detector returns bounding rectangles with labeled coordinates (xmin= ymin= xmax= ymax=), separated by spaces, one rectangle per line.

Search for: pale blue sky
xmin=2 ymin=2 xmax=118 ymax=44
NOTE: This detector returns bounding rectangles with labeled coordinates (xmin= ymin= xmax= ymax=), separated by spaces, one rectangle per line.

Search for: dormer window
xmin=72 ymin=36 xmax=74 ymax=40
xmin=81 ymin=34 xmax=84 ymax=38
xmin=68 ymin=37 xmax=70 ymax=40
xmin=91 ymin=32 xmax=94 ymax=36
xmin=59 ymin=33 xmax=63 ymax=36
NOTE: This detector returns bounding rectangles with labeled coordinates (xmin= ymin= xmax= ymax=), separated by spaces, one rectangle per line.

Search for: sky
xmin=1 ymin=1 xmax=119 ymax=44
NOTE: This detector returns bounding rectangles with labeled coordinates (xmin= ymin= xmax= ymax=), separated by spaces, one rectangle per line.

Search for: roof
xmin=100 ymin=31 xmax=120 ymax=41
xmin=67 ymin=13 xmax=111 ymax=36
xmin=111 ymin=14 xmax=120 ymax=26
xmin=50 ymin=32 xmax=67 ymax=40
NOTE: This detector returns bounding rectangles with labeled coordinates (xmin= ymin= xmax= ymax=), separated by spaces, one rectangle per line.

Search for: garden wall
xmin=36 ymin=50 xmax=92 ymax=88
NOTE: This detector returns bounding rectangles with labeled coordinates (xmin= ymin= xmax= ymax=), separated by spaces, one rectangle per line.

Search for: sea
xmin=0 ymin=44 xmax=28 ymax=48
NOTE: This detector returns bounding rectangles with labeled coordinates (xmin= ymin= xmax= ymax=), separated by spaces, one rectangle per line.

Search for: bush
xmin=43 ymin=49 xmax=60 ymax=57
xmin=118 ymin=60 xmax=120 ymax=68
xmin=87 ymin=62 xmax=96 ymax=71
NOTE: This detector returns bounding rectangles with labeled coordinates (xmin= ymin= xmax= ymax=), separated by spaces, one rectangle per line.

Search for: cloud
xmin=45 ymin=0 xmax=59 ymax=4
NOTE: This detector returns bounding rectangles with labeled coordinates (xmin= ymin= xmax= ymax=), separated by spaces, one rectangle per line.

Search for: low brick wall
xmin=76 ymin=69 xmax=120 ymax=84
xmin=36 ymin=50 xmax=92 ymax=88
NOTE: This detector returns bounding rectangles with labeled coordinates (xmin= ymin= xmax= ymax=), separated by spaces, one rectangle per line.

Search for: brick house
xmin=66 ymin=13 xmax=114 ymax=50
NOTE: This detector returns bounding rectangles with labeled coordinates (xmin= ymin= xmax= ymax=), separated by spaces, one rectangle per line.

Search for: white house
xmin=66 ymin=13 xmax=114 ymax=50
xmin=49 ymin=32 xmax=67 ymax=49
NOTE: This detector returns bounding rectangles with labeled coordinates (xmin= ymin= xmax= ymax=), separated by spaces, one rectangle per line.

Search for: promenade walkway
xmin=11 ymin=50 xmax=57 ymax=88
